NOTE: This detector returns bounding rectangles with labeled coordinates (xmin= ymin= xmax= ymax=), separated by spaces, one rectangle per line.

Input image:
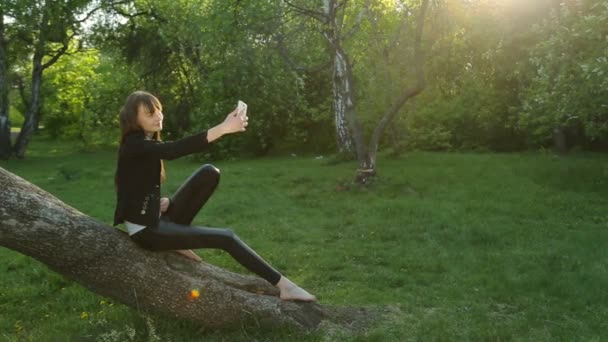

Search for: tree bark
xmin=0 ymin=8 xmax=12 ymax=160
xmin=12 ymin=62 xmax=42 ymax=158
xmin=322 ymin=0 xmax=357 ymax=157
xmin=12 ymin=2 xmax=50 ymax=159
xmin=0 ymin=166 xmax=383 ymax=331
xmin=327 ymin=36 xmax=357 ymax=157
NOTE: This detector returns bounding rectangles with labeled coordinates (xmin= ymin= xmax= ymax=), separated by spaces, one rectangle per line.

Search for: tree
xmin=0 ymin=166 xmax=383 ymax=331
xmin=282 ymin=0 xmax=430 ymax=184
xmin=279 ymin=0 xmax=364 ymax=156
xmin=518 ymin=0 xmax=608 ymax=149
xmin=10 ymin=0 xmax=88 ymax=158
xmin=3 ymin=0 xmax=130 ymax=159
xmin=357 ymin=0 xmax=429 ymax=183
xmin=93 ymin=0 xmax=333 ymax=158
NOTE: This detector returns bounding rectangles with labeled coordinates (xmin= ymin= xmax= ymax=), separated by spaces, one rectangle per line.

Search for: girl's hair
xmin=115 ymin=90 xmax=167 ymax=190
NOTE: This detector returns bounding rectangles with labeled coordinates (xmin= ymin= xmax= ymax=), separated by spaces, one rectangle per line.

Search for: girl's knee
xmin=200 ymin=164 xmax=220 ymax=177
xmin=192 ymin=164 xmax=220 ymax=185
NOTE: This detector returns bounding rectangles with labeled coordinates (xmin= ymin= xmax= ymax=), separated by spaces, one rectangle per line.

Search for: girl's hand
xmin=160 ymin=197 xmax=170 ymax=214
xmin=221 ymin=107 xmax=249 ymax=134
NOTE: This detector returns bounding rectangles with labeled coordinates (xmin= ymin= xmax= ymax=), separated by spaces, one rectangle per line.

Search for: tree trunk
xmin=330 ymin=43 xmax=357 ymax=156
xmin=12 ymin=63 xmax=42 ymax=158
xmin=323 ymin=0 xmax=378 ymax=168
xmin=321 ymin=0 xmax=356 ymax=157
xmin=12 ymin=2 xmax=49 ymax=159
xmin=354 ymin=154 xmax=377 ymax=185
xmin=13 ymin=1 xmax=66 ymax=158
xmin=336 ymin=42 xmax=373 ymax=182
xmin=0 ymin=166 xmax=384 ymax=331
xmin=553 ymin=126 xmax=567 ymax=154
xmin=0 ymin=9 xmax=11 ymax=160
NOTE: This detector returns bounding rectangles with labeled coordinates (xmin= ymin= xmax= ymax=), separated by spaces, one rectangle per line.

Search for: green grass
xmin=1 ymin=133 xmax=607 ymax=341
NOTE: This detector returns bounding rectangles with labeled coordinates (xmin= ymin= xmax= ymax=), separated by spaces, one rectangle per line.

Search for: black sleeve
xmin=121 ymin=131 xmax=211 ymax=160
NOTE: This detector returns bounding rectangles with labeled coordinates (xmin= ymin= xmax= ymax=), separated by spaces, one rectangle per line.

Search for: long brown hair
xmin=115 ymin=90 xmax=167 ymax=189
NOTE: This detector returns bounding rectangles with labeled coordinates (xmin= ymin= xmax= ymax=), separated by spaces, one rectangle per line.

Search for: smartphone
xmin=237 ymin=100 xmax=247 ymax=117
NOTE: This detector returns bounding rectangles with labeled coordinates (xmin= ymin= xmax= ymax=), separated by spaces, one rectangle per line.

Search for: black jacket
xmin=113 ymin=129 xmax=210 ymax=227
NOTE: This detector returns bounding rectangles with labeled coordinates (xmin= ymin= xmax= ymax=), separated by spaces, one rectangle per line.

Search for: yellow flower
xmin=81 ymin=311 xmax=89 ymax=319
xmin=189 ymin=289 xmax=200 ymax=300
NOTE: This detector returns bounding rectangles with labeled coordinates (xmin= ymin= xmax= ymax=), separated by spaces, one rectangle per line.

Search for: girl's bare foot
xmin=276 ymin=276 xmax=317 ymax=302
xmin=175 ymin=249 xmax=202 ymax=262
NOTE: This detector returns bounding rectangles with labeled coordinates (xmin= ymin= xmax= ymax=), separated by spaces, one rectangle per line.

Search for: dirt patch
xmin=317 ymin=304 xmax=403 ymax=335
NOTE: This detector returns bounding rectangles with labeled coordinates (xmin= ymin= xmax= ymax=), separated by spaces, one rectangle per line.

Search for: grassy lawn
xmin=0 ymin=134 xmax=607 ymax=341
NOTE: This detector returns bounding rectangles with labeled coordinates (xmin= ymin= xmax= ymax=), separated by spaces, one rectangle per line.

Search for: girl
xmin=113 ymin=90 xmax=316 ymax=302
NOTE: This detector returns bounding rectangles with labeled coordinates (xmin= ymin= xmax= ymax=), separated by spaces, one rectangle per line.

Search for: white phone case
xmin=237 ymin=100 xmax=247 ymax=117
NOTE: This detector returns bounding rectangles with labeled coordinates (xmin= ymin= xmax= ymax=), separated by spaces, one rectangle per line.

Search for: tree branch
xmin=342 ymin=0 xmax=370 ymax=41
xmin=73 ymin=0 xmax=131 ymax=25
xmin=110 ymin=1 xmax=164 ymax=23
xmin=0 ymin=167 xmax=386 ymax=331
xmin=41 ymin=32 xmax=77 ymax=70
xmin=283 ymin=0 xmax=327 ymax=22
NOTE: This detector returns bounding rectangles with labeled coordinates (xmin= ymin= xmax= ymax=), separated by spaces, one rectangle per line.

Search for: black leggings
xmin=130 ymin=164 xmax=282 ymax=286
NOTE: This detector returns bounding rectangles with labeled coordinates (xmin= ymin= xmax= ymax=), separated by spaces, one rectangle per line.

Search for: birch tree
xmin=282 ymin=0 xmax=430 ymax=184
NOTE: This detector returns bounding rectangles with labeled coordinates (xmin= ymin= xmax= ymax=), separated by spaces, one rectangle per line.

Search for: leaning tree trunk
xmin=0 ymin=9 xmax=11 ymax=160
xmin=355 ymin=0 xmax=430 ymax=185
xmin=0 ymin=166 xmax=384 ymax=331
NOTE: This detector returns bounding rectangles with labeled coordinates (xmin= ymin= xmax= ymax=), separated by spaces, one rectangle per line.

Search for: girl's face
xmin=137 ymin=104 xmax=163 ymax=134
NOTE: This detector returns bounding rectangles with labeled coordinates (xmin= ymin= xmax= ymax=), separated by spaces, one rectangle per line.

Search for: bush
xmin=518 ymin=1 xmax=608 ymax=149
